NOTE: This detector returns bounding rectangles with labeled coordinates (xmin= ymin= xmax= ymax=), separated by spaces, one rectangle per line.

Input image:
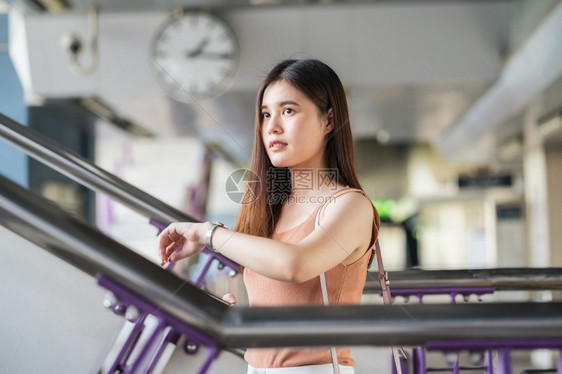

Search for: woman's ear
xmin=325 ymin=108 xmax=334 ymax=133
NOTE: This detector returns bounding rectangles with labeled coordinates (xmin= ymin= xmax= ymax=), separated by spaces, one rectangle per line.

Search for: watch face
xmin=150 ymin=9 xmax=239 ymax=101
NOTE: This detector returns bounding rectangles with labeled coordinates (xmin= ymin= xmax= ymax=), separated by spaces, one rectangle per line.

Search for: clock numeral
xmin=220 ymin=66 xmax=231 ymax=78
xmin=207 ymin=19 xmax=218 ymax=31
xmin=189 ymin=14 xmax=199 ymax=28
xmin=158 ymin=32 xmax=169 ymax=44
xmin=189 ymin=81 xmax=198 ymax=94
xmin=175 ymin=82 xmax=186 ymax=93
xmin=155 ymin=50 xmax=167 ymax=59
xmin=156 ymin=68 xmax=167 ymax=79
xmin=171 ymin=17 xmax=182 ymax=29
xmin=219 ymin=32 xmax=233 ymax=43
xmin=157 ymin=63 xmax=173 ymax=77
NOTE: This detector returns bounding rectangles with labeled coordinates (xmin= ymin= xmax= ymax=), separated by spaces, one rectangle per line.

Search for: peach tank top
xmin=243 ymin=187 xmax=378 ymax=368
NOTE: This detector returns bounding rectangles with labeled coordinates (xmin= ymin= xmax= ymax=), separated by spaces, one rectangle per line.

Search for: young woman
xmin=158 ymin=59 xmax=380 ymax=374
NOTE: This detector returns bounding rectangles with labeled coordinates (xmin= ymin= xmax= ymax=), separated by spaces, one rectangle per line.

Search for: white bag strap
xmin=316 ymin=207 xmax=340 ymax=374
xmin=319 ymin=272 xmax=340 ymax=374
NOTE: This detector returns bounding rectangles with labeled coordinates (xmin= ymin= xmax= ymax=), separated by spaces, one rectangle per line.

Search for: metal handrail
xmin=0 ymin=112 xmax=194 ymax=226
xmin=364 ymin=268 xmax=562 ymax=292
xmin=2 ymin=173 xmax=562 ymax=349
xmin=4 ymin=113 xmax=562 ymax=294
xmin=222 ymin=301 xmax=562 ymax=348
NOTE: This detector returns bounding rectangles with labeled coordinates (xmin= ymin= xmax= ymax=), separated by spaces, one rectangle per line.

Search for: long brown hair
xmin=234 ymin=59 xmax=380 ymax=237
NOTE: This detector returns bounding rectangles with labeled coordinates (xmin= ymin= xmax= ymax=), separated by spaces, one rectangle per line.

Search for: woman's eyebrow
xmin=261 ymin=100 xmax=300 ymax=110
xmin=279 ymin=100 xmax=300 ymax=107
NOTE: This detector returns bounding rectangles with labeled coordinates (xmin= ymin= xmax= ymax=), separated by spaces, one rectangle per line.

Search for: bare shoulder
xmin=322 ymin=190 xmax=374 ymax=225
xmin=317 ymin=190 xmax=375 ymax=264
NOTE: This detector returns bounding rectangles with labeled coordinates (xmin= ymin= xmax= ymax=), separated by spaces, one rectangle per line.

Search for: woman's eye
xmin=283 ymin=108 xmax=293 ymax=115
xmin=261 ymin=112 xmax=270 ymax=119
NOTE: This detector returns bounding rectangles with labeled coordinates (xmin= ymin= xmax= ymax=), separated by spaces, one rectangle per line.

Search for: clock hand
xmin=185 ymin=38 xmax=210 ymax=58
xmin=197 ymin=52 xmax=234 ymax=60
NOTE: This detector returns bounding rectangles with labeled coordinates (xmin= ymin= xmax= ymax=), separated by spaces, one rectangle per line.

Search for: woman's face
xmin=260 ymin=80 xmax=333 ymax=170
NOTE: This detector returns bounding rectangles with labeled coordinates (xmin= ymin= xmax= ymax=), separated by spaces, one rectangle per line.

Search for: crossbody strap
xmin=375 ymin=239 xmax=405 ymax=374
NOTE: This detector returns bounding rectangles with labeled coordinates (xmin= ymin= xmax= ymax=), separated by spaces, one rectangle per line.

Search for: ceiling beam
xmin=436 ymin=2 xmax=562 ymax=159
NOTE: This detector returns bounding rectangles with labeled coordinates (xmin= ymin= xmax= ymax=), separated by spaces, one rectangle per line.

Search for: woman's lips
xmin=269 ymin=141 xmax=287 ymax=151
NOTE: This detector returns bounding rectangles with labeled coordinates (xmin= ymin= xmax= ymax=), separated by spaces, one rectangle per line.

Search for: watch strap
xmin=205 ymin=222 xmax=225 ymax=253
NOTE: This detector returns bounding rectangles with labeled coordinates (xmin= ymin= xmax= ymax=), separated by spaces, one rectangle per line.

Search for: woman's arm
xmin=158 ymin=192 xmax=374 ymax=283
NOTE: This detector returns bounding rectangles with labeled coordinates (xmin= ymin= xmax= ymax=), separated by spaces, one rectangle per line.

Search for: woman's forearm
xmin=210 ymin=227 xmax=305 ymax=282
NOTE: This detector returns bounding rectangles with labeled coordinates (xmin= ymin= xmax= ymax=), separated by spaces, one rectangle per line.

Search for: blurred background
xmin=3 ymin=0 xmax=561 ymax=271
xmin=1 ymin=0 xmax=562 ymax=373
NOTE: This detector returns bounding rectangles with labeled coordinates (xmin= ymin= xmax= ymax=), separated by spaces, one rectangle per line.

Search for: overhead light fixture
xmin=537 ymin=108 xmax=562 ymax=140
xmin=0 ymin=1 xmax=9 ymax=13
xmin=37 ymin=0 xmax=70 ymax=12
xmin=80 ymin=97 xmax=154 ymax=138
xmin=498 ymin=135 xmax=523 ymax=161
xmin=376 ymin=129 xmax=390 ymax=144
xmin=249 ymin=0 xmax=278 ymax=5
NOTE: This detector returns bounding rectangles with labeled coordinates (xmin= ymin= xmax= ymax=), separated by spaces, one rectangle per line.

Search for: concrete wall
xmin=0 ymin=225 xmax=123 ymax=373
xmin=546 ymin=147 xmax=562 ymax=266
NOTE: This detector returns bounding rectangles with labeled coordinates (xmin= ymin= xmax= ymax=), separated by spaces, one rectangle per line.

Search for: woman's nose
xmin=266 ymin=115 xmax=282 ymax=134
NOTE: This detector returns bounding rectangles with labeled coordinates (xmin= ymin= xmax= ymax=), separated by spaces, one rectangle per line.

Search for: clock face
xmin=150 ymin=10 xmax=239 ymax=101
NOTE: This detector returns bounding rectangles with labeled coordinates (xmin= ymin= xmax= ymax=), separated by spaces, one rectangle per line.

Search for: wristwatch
xmin=205 ymin=221 xmax=225 ymax=253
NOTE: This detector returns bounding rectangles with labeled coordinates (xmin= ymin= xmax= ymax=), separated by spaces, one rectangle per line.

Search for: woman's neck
xmin=288 ymin=167 xmax=341 ymax=198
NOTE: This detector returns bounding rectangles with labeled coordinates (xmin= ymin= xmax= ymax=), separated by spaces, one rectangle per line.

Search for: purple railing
xmin=98 ymin=217 xmax=240 ymax=374
xmin=387 ymin=285 xmax=562 ymax=374
xmin=99 ymin=275 xmax=222 ymax=374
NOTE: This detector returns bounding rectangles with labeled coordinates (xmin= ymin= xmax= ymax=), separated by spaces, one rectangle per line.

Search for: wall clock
xmin=150 ymin=9 xmax=239 ymax=101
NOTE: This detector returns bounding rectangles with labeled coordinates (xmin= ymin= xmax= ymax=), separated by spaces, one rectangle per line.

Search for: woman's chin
xmin=270 ymin=161 xmax=288 ymax=168
xmin=268 ymin=156 xmax=289 ymax=168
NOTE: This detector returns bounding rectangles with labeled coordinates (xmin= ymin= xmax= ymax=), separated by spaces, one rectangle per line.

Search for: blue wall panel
xmin=0 ymin=13 xmax=28 ymax=187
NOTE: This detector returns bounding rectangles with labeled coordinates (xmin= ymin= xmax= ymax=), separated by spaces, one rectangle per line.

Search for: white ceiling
xmin=8 ymin=0 xmax=562 ymax=165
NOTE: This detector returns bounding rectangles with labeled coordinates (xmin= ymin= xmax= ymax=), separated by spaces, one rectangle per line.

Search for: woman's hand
xmin=222 ymin=293 xmax=237 ymax=306
xmin=157 ymin=222 xmax=211 ymax=266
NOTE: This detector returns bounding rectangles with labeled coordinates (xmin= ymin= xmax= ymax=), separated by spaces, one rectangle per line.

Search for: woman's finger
xmin=157 ymin=223 xmax=203 ymax=265
xmin=222 ymin=293 xmax=237 ymax=306
xmin=163 ymin=242 xmax=176 ymax=261
xmin=158 ymin=225 xmax=181 ymax=265
xmin=168 ymin=245 xmax=187 ymax=263
xmin=158 ymin=228 xmax=170 ymax=265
